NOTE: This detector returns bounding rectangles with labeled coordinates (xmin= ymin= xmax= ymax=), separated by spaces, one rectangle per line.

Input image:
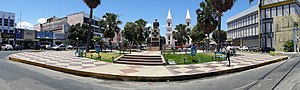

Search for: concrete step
xmin=121 ymin=56 xmax=161 ymax=59
xmin=123 ymin=54 xmax=161 ymax=57
xmin=118 ymin=58 xmax=162 ymax=62
xmin=114 ymin=60 xmax=164 ymax=65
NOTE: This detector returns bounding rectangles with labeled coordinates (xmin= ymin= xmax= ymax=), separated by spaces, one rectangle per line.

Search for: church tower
xmin=186 ymin=9 xmax=192 ymax=45
xmin=166 ymin=9 xmax=173 ymax=46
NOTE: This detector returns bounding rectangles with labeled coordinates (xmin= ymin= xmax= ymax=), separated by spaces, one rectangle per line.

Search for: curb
xmin=9 ymin=56 xmax=288 ymax=82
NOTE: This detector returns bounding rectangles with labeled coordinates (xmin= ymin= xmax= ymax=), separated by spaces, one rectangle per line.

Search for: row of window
xmin=227 ymin=13 xmax=258 ymax=30
xmin=0 ymin=18 xmax=15 ymax=27
xmin=227 ymin=26 xmax=259 ymax=39
xmin=261 ymin=4 xmax=300 ymax=19
xmin=1 ymin=30 xmax=14 ymax=33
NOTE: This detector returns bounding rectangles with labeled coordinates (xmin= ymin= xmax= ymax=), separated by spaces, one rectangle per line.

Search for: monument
xmin=146 ymin=19 xmax=161 ymax=51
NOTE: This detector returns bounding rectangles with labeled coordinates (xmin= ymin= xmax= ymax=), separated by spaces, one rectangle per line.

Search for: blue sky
xmin=0 ymin=0 xmax=257 ymax=36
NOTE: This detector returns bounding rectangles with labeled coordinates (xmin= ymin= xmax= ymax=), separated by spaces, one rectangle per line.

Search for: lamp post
xmin=76 ymin=37 xmax=79 ymax=50
xmin=205 ymin=34 xmax=209 ymax=52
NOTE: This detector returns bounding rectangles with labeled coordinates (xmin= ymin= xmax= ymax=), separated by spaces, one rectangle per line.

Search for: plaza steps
xmin=114 ymin=54 xmax=165 ymax=65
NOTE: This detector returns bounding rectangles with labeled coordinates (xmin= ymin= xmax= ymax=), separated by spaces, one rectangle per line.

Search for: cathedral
xmin=166 ymin=9 xmax=192 ymax=47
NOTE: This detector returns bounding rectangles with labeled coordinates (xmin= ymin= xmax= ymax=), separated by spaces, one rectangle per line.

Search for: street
xmin=0 ymin=51 xmax=299 ymax=90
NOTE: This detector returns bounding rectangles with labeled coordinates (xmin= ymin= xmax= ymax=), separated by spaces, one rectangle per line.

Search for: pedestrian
xmin=226 ymin=49 xmax=231 ymax=67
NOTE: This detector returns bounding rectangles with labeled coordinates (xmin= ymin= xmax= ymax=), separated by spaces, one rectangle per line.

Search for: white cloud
xmin=37 ymin=18 xmax=47 ymax=24
xmin=16 ymin=21 xmax=33 ymax=29
xmin=146 ymin=23 xmax=152 ymax=27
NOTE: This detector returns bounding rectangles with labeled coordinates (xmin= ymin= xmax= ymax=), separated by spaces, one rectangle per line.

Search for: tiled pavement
xmin=9 ymin=51 xmax=288 ymax=77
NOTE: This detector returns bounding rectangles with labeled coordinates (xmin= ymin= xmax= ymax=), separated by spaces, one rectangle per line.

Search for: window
xmin=284 ymin=5 xmax=289 ymax=16
xmin=277 ymin=6 xmax=282 ymax=16
xmin=187 ymin=22 xmax=190 ymax=26
xmin=291 ymin=4 xmax=296 ymax=15
xmin=10 ymin=20 xmax=14 ymax=27
xmin=261 ymin=9 xmax=265 ymax=19
xmin=266 ymin=8 xmax=271 ymax=18
xmin=272 ymin=7 xmax=276 ymax=17
xmin=168 ymin=36 xmax=170 ymax=40
xmin=168 ymin=22 xmax=171 ymax=26
xmin=4 ymin=19 xmax=8 ymax=26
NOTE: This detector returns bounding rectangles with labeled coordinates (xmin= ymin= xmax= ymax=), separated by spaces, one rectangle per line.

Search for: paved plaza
xmin=8 ymin=51 xmax=288 ymax=81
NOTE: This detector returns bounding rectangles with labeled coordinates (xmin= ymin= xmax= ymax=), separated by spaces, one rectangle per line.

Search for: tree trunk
xmin=217 ymin=13 xmax=222 ymax=52
xmin=86 ymin=8 xmax=93 ymax=52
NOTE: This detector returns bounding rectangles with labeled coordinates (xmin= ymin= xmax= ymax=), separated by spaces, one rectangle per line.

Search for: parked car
xmin=45 ymin=45 xmax=53 ymax=50
xmin=261 ymin=47 xmax=275 ymax=53
xmin=52 ymin=45 xmax=67 ymax=51
xmin=1 ymin=44 xmax=13 ymax=51
xmin=249 ymin=46 xmax=258 ymax=52
xmin=14 ymin=44 xmax=23 ymax=50
xmin=240 ymin=46 xmax=249 ymax=51
xmin=66 ymin=45 xmax=74 ymax=50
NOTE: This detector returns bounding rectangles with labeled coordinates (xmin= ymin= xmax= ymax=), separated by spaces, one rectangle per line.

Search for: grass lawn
xmin=164 ymin=53 xmax=222 ymax=65
xmin=85 ymin=52 xmax=123 ymax=62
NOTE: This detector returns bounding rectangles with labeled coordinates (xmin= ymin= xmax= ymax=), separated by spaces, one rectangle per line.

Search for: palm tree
xmin=173 ymin=24 xmax=189 ymax=49
xmin=83 ymin=0 xmax=101 ymax=52
xmin=196 ymin=0 xmax=218 ymax=52
xmin=211 ymin=0 xmax=236 ymax=52
xmin=101 ymin=13 xmax=122 ymax=52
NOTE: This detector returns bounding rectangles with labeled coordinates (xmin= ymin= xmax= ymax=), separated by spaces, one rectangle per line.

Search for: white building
xmin=227 ymin=5 xmax=259 ymax=47
xmin=0 ymin=11 xmax=15 ymax=45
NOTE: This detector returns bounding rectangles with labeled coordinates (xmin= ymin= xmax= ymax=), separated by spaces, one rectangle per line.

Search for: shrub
xmin=283 ymin=40 xmax=294 ymax=52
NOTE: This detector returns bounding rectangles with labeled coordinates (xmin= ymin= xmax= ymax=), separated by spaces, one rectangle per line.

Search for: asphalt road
xmin=0 ymin=51 xmax=299 ymax=90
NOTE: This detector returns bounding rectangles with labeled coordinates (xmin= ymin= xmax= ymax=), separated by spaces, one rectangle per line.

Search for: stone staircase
xmin=114 ymin=54 xmax=165 ymax=65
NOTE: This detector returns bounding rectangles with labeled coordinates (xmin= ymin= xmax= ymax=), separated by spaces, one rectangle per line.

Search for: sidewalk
xmin=8 ymin=51 xmax=288 ymax=81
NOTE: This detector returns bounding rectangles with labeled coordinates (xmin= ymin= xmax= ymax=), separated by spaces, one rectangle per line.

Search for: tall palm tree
xmin=173 ymin=24 xmax=189 ymax=49
xmin=211 ymin=0 xmax=236 ymax=52
xmin=196 ymin=0 xmax=218 ymax=52
xmin=83 ymin=0 xmax=101 ymax=52
xmin=101 ymin=13 xmax=122 ymax=52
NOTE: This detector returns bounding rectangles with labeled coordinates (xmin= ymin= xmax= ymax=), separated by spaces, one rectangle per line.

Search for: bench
xmin=213 ymin=52 xmax=226 ymax=61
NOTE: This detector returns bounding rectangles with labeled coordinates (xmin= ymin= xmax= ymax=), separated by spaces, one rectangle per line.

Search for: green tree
xmin=135 ymin=19 xmax=151 ymax=47
xmin=82 ymin=0 xmax=101 ymax=52
xmin=190 ymin=25 xmax=205 ymax=47
xmin=100 ymin=13 xmax=122 ymax=52
xmin=93 ymin=35 xmax=103 ymax=51
xmin=212 ymin=30 xmax=227 ymax=46
xmin=173 ymin=24 xmax=190 ymax=48
xmin=68 ymin=23 xmax=89 ymax=46
xmin=283 ymin=40 xmax=294 ymax=52
xmin=123 ymin=22 xmax=137 ymax=53
xmin=196 ymin=0 xmax=218 ymax=52
xmin=196 ymin=0 xmax=218 ymax=35
xmin=211 ymin=0 xmax=236 ymax=51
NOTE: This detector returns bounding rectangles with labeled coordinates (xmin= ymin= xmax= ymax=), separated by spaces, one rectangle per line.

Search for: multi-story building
xmin=0 ymin=11 xmax=15 ymax=45
xmin=227 ymin=5 xmax=259 ymax=47
xmin=227 ymin=0 xmax=300 ymax=51
xmin=33 ymin=11 xmax=101 ymax=45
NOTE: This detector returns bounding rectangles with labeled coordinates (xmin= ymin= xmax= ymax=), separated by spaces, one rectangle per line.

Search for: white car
xmin=1 ymin=44 xmax=13 ymax=50
xmin=52 ymin=45 xmax=67 ymax=51
xmin=240 ymin=46 xmax=249 ymax=51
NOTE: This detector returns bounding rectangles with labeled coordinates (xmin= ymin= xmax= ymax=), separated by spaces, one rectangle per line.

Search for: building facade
xmin=227 ymin=6 xmax=259 ymax=47
xmin=0 ymin=11 xmax=15 ymax=45
xmin=33 ymin=11 xmax=101 ymax=45
xmin=227 ymin=0 xmax=300 ymax=51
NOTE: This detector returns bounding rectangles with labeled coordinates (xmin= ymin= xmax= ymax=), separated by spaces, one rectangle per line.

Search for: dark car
xmin=261 ymin=47 xmax=275 ymax=53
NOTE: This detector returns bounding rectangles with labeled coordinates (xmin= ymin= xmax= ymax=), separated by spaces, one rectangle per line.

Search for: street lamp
xmin=205 ymin=34 xmax=209 ymax=52
xmin=76 ymin=37 xmax=79 ymax=50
